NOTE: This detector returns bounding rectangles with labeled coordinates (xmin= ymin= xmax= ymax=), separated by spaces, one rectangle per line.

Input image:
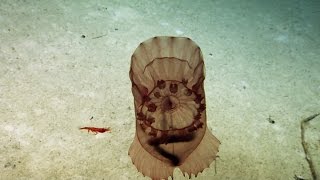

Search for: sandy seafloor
xmin=1 ymin=0 xmax=320 ymax=179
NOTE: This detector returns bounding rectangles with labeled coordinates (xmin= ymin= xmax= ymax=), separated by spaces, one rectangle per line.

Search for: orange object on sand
xmin=79 ymin=127 xmax=111 ymax=134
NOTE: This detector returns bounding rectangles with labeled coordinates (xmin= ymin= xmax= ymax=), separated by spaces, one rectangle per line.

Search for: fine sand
xmin=1 ymin=0 xmax=319 ymax=179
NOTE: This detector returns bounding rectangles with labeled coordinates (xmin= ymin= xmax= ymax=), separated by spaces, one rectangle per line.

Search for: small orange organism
xmin=79 ymin=127 xmax=111 ymax=135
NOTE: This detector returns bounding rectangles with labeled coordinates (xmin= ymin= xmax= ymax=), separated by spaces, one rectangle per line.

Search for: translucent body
xmin=128 ymin=36 xmax=220 ymax=180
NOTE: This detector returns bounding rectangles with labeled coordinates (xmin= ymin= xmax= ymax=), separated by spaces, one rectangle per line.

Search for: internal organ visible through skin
xmin=138 ymin=79 xmax=205 ymax=147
